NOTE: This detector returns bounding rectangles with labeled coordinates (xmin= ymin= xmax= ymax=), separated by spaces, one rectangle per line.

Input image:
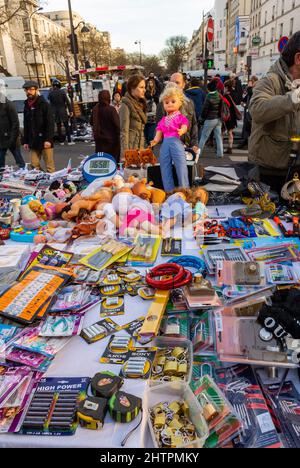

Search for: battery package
xmin=91 ymin=372 xmax=124 ymax=399
xmin=109 ymin=391 xmax=142 ymax=423
xmin=77 ymin=397 xmax=108 ymax=430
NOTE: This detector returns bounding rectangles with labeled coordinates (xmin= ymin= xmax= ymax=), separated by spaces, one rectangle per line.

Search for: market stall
xmin=0 ymin=157 xmax=300 ymax=449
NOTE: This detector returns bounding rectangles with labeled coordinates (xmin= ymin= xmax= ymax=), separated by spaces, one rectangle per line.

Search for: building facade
xmin=214 ymin=0 xmax=228 ymax=72
xmin=0 ymin=1 xmax=70 ymax=85
xmin=226 ymin=0 xmax=251 ymax=72
xmin=251 ymin=0 xmax=300 ymax=75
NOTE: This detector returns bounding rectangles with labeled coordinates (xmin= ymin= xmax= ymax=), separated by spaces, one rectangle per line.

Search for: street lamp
xmin=28 ymin=6 xmax=43 ymax=87
xmin=67 ymin=0 xmax=81 ymax=99
xmin=134 ymin=40 xmax=142 ymax=66
xmin=79 ymin=24 xmax=90 ymax=69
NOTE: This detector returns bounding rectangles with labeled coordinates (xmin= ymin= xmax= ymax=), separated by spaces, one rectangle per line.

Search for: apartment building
xmin=0 ymin=1 xmax=70 ymax=84
xmin=227 ymin=0 xmax=251 ymax=72
xmin=251 ymin=0 xmax=300 ymax=75
xmin=214 ymin=0 xmax=228 ymax=72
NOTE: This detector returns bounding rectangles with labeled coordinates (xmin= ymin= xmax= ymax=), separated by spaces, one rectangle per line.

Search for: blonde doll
xmin=151 ymin=85 xmax=190 ymax=192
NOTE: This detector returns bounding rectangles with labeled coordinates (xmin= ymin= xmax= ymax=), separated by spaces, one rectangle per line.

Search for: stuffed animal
xmin=28 ymin=200 xmax=47 ymax=221
xmin=44 ymin=181 xmax=77 ymax=204
xmin=20 ymin=205 xmax=41 ymax=230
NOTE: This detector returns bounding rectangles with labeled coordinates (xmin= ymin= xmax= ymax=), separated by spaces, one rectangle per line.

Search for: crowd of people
xmin=0 ymin=30 xmax=300 ymax=194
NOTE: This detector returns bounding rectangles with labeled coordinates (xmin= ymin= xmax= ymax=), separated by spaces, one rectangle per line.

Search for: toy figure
xmin=151 ymin=86 xmax=190 ymax=192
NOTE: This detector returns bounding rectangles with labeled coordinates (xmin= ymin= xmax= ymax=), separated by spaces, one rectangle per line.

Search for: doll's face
xmin=163 ymin=95 xmax=181 ymax=114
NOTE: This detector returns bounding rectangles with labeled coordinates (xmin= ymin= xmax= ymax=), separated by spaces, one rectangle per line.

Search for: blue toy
xmin=10 ymin=222 xmax=48 ymax=243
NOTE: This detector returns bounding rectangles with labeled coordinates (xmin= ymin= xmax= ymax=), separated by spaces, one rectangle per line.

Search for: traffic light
xmin=206 ymin=59 xmax=214 ymax=70
xmin=69 ymin=34 xmax=79 ymax=55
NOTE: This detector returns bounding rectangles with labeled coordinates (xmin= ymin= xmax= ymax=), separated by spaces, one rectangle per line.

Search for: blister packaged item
xmin=21 ymin=376 xmax=89 ymax=436
xmin=0 ymin=369 xmax=40 ymax=434
xmin=79 ymin=239 xmax=133 ymax=271
xmin=217 ymin=365 xmax=283 ymax=448
xmin=120 ymin=347 xmax=157 ymax=380
xmin=192 ymin=355 xmax=221 ymax=381
xmin=266 ymin=263 xmax=300 ymax=285
xmin=99 ymin=335 xmax=134 ymax=364
xmin=50 ymin=285 xmax=90 ymax=312
xmin=12 ymin=327 xmax=71 ymax=359
xmin=100 ymin=296 xmax=125 ymax=317
xmin=5 ymin=348 xmax=52 ymax=372
xmin=127 ymin=235 xmax=161 ymax=267
xmin=161 ymin=238 xmax=182 ymax=257
xmin=39 ymin=314 xmax=84 ymax=337
xmin=0 ymin=367 xmax=32 ymax=408
xmin=190 ymin=312 xmax=215 ymax=354
xmin=184 ymin=276 xmax=223 ymax=309
xmin=166 ymin=289 xmax=188 ymax=313
xmin=203 ymin=246 xmax=249 ymax=274
xmin=191 ymin=375 xmax=242 ymax=448
xmin=81 ymin=318 xmax=121 ymax=345
xmin=217 ymin=261 xmax=265 ymax=287
xmin=120 ymin=317 xmax=145 ymax=340
xmin=24 ymin=245 xmax=73 ymax=273
xmin=150 ymin=338 xmax=193 ymax=386
xmin=146 ymin=382 xmax=209 ymax=449
xmin=161 ymin=314 xmax=189 ymax=339
xmin=0 ymin=265 xmax=72 ymax=324
xmin=214 ymin=306 xmax=298 ymax=368
xmin=0 ymin=324 xmax=21 ymax=354
xmin=246 ymin=243 xmax=300 ymax=264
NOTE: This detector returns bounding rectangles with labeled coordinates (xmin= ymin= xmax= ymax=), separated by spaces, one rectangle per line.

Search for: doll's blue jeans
xmin=159 ymin=137 xmax=190 ymax=192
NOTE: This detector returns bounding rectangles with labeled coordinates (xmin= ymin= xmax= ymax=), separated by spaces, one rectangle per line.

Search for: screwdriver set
xmin=203 ymin=247 xmax=249 ymax=274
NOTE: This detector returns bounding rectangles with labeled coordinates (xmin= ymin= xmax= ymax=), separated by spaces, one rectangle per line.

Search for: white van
xmin=0 ymin=76 xmax=25 ymax=132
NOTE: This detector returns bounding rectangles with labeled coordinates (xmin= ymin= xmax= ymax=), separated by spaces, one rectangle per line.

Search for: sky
xmin=43 ymin=0 xmax=215 ymax=55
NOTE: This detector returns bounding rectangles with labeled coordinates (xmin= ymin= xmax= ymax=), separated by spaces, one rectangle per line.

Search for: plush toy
xmin=20 ymin=205 xmax=41 ymax=231
xmin=132 ymin=179 xmax=152 ymax=201
xmin=96 ymin=204 xmax=118 ymax=238
xmin=28 ymin=200 xmax=47 ymax=221
xmin=44 ymin=181 xmax=77 ymax=204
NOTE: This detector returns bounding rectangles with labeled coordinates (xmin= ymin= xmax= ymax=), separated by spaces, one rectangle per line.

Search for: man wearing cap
xmin=22 ymin=80 xmax=55 ymax=173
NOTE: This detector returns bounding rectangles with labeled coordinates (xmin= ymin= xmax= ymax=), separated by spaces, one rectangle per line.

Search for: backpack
xmin=219 ymin=94 xmax=231 ymax=122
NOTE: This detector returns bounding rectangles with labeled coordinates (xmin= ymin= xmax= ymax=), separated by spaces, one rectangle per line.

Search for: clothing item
xmin=249 ymin=58 xmax=300 ymax=172
xmin=199 ymin=119 xmax=223 ymax=158
xmin=48 ymin=88 xmax=72 ymax=124
xmin=0 ymin=98 xmax=20 ymax=150
xmin=159 ymin=137 xmax=190 ymax=192
xmin=157 ymin=112 xmax=189 ymax=139
xmin=0 ymin=146 xmax=25 ymax=169
xmin=144 ymin=123 xmax=156 ymax=146
xmin=185 ymin=86 xmax=206 ymax=120
xmin=120 ymin=93 xmax=147 ymax=157
xmin=31 ymin=148 xmax=55 ymax=173
xmin=201 ymin=92 xmax=221 ymax=121
xmin=91 ymin=102 xmax=120 ymax=162
xmin=23 ymin=96 xmax=54 ymax=151
xmin=156 ymin=97 xmax=198 ymax=148
xmin=231 ymin=77 xmax=243 ymax=105
xmin=224 ymin=94 xmax=238 ymax=131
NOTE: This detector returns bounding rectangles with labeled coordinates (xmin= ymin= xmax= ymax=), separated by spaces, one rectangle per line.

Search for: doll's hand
xmin=178 ymin=125 xmax=188 ymax=137
xmin=150 ymin=140 xmax=158 ymax=147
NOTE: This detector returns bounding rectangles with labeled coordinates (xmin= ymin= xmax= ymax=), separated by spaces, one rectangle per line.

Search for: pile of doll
xmin=15 ymin=176 xmax=209 ymax=244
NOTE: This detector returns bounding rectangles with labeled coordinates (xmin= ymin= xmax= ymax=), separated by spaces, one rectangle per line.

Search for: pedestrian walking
xmin=22 ymin=80 xmax=55 ymax=173
xmin=224 ymin=79 xmax=240 ymax=154
xmin=91 ymin=90 xmax=120 ymax=162
xmin=185 ymin=77 xmax=206 ymax=138
xmin=198 ymin=79 xmax=224 ymax=159
xmin=249 ymin=31 xmax=300 ymax=193
xmin=0 ymin=92 xmax=25 ymax=169
xmin=120 ymin=75 xmax=147 ymax=160
xmin=238 ymin=76 xmax=258 ymax=150
xmin=48 ymin=80 xmax=74 ymax=145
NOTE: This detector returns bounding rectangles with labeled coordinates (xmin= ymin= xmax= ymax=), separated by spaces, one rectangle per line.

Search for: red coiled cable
xmin=146 ymin=263 xmax=192 ymax=290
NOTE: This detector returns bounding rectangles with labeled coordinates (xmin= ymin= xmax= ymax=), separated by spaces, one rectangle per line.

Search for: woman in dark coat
xmin=224 ymin=79 xmax=238 ymax=154
xmin=91 ymin=90 xmax=120 ymax=162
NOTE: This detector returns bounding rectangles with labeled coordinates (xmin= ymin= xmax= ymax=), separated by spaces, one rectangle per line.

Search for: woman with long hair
xmin=91 ymin=90 xmax=120 ymax=162
xmin=224 ymin=79 xmax=238 ymax=154
xmin=120 ymin=75 xmax=147 ymax=160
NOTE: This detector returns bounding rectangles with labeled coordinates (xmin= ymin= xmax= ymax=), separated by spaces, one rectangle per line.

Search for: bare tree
xmin=0 ymin=1 xmax=26 ymax=27
xmin=77 ymin=29 xmax=111 ymax=68
xmin=41 ymin=31 xmax=74 ymax=76
xmin=160 ymin=36 xmax=188 ymax=74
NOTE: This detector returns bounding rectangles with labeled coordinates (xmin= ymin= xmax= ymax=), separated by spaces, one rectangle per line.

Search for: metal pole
xmin=67 ymin=0 xmax=82 ymax=100
xmin=29 ymin=13 xmax=41 ymax=87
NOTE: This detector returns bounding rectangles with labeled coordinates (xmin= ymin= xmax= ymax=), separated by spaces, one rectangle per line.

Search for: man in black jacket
xmin=0 ymin=93 xmax=25 ymax=169
xmin=48 ymin=80 xmax=74 ymax=145
xmin=22 ymin=81 xmax=55 ymax=173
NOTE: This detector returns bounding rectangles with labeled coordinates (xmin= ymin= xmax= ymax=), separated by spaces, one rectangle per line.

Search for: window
xmin=272 ymin=5 xmax=275 ymax=20
xmin=265 ymin=11 xmax=267 ymax=25
xmin=279 ymin=22 xmax=283 ymax=37
xmin=22 ymin=18 xmax=29 ymax=31
xmin=282 ymin=0 xmax=284 ymax=14
xmin=241 ymin=30 xmax=246 ymax=37
xmin=271 ymin=27 xmax=275 ymax=42
xmin=290 ymin=18 xmax=294 ymax=36
xmin=25 ymin=33 xmax=31 ymax=42
xmin=220 ymin=20 xmax=222 ymax=28
xmin=264 ymin=31 xmax=266 ymax=44
xmin=258 ymin=12 xmax=261 ymax=26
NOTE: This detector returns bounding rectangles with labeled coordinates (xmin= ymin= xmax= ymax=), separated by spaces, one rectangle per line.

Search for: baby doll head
xmin=160 ymin=84 xmax=184 ymax=114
